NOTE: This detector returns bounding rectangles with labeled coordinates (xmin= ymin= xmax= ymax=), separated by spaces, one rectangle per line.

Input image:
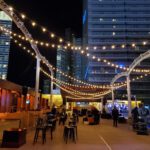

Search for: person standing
xmin=112 ymin=106 xmax=119 ymax=127
xmin=131 ymin=107 xmax=139 ymax=129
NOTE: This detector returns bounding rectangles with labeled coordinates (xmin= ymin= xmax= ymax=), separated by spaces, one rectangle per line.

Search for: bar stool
xmin=63 ymin=125 xmax=76 ymax=144
xmin=33 ymin=118 xmax=47 ymax=144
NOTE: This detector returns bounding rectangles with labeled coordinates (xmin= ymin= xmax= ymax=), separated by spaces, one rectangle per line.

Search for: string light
xmin=12 ymin=37 xmax=150 ymax=96
xmin=1 ymin=25 xmax=150 ymax=82
xmin=8 ymin=7 xmax=13 ymax=11
xmin=31 ymin=21 xmax=36 ymax=27
xmin=11 ymin=38 xmax=125 ymax=89
xmin=42 ymin=27 xmax=47 ymax=32
xmin=50 ymin=33 xmax=55 ymax=38
xmin=6 ymin=6 xmax=150 ymax=56
xmin=2 ymin=5 xmax=149 ymax=97
xmin=21 ymin=14 xmax=26 ymax=19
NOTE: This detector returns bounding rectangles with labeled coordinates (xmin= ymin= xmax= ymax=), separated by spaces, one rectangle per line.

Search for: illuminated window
xmin=5 ymin=42 xmax=9 ymax=45
xmin=112 ymin=19 xmax=116 ymax=22
xmin=3 ymin=64 xmax=7 ymax=68
xmin=2 ymin=74 xmax=6 ymax=80
xmin=112 ymin=32 xmax=116 ymax=36
xmin=100 ymin=18 xmax=103 ymax=21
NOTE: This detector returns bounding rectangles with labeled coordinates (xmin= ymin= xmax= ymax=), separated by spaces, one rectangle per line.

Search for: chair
xmin=33 ymin=118 xmax=47 ymax=144
xmin=63 ymin=125 xmax=76 ymax=144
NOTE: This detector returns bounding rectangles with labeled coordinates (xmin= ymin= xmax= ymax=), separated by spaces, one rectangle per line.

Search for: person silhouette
xmin=112 ymin=106 xmax=119 ymax=127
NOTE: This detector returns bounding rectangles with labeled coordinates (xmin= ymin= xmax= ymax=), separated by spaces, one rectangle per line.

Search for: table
xmin=2 ymin=128 xmax=27 ymax=148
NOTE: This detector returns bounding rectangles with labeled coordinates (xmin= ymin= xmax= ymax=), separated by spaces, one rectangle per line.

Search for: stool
xmin=46 ymin=123 xmax=53 ymax=140
xmin=72 ymin=125 xmax=77 ymax=139
xmin=33 ymin=118 xmax=46 ymax=144
xmin=63 ymin=125 xmax=76 ymax=144
xmin=33 ymin=126 xmax=46 ymax=144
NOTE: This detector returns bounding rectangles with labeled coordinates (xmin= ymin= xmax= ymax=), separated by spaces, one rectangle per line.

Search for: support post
xmin=134 ymin=95 xmax=137 ymax=107
xmin=101 ymin=97 xmax=103 ymax=112
xmin=111 ymin=86 xmax=115 ymax=108
xmin=127 ymin=75 xmax=132 ymax=118
xmin=34 ymin=57 xmax=40 ymax=110
xmin=49 ymin=69 xmax=54 ymax=109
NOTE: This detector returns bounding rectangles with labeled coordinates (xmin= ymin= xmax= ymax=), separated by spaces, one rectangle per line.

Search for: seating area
xmin=82 ymin=107 xmax=100 ymax=125
xmin=33 ymin=113 xmax=57 ymax=144
xmin=63 ymin=113 xmax=78 ymax=144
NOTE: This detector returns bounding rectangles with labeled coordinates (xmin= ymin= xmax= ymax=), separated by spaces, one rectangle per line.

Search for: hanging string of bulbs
xmin=10 ymin=37 xmax=149 ymax=96
xmin=1 ymin=25 xmax=150 ymax=75
xmin=11 ymin=38 xmax=133 ymax=89
xmin=17 ymin=9 xmax=150 ymax=51
xmin=41 ymin=68 xmax=112 ymax=98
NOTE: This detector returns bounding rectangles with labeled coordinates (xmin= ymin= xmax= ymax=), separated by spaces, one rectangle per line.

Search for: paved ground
xmin=1 ymin=118 xmax=150 ymax=150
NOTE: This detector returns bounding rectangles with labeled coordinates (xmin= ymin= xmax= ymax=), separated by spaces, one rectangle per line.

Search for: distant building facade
xmin=72 ymin=38 xmax=82 ymax=82
xmin=0 ymin=11 xmax=12 ymax=80
xmin=83 ymin=0 xmax=150 ymax=102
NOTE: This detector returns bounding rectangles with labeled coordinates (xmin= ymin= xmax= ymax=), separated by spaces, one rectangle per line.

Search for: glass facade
xmin=72 ymin=38 xmax=82 ymax=82
xmin=83 ymin=0 xmax=150 ymax=102
xmin=0 ymin=11 xmax=12 ymax=80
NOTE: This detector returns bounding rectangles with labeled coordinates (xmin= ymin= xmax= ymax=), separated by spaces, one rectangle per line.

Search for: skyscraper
xmin=83 ymin=0 xmax=150 ymax=103
xmin=0 ymin=11 xmax=12 ymax=80
xmin=56 ymin=28 xmax=73 ymax=85
xmin=72 ymin=38 xmax=82 ymax=82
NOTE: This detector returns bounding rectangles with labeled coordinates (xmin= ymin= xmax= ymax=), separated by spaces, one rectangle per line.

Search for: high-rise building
xmin=56 ymin=29 xmax=73 ymax=84
xmin=83 ymin=0 xmax=150 ymax=103
xmin=56 ymin=29 xmax=84 ymax=88
xmin=72 ymin=38 xmax=82 ymax=82
xmin=0 ymin=11 xmax=12 ymax=80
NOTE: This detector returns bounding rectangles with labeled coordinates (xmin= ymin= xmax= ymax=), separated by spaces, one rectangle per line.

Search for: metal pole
xmin=135 ymin=95 xmax=137 ymax=107
xmin=101 ymin=97 xmax=103 ymax=112
xmin=111 ymin=86 xmax=115 ymax=107
xmin=50 ymin=69 xmax=54 ymax=109
xmin=34 ymin=57 xmax=40 ymax=110
xmin=127 ymin=75 xmax=132 ymax=118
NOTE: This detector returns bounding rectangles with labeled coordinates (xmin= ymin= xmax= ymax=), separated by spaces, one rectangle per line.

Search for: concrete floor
xmin=1 ymin=118 xmax=150 ymax=150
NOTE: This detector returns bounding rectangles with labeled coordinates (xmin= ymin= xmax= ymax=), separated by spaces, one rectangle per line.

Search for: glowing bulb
xmin=52 ymin=44 xmax=55 ymax=48
xmin=32 ymin=22 xmax=36 ymax=27
xmin=51 ymin=33 xmax=55 ymax=38
xmin=40 ymin=42 xmax=44 ymax=46
xmin=121 ymin=44 xmax=125 ymax=48
xmin=59 ymin=38 xmax=63 ymax=43
xmin=132 ymin=43 xmax=136 ymax=47
xmin=143 ymin=41 xmax=147 ymax=45
xmin=78 ymin=47 xmax=81 ymax=50
xmin=102 ymin=46 xmax=106 ymax=50
xmin=9 ymin=7 xmax=13 ymax=11
xmin=81 ymin=50 xmax=84 ymax=54
xmin=92 ymin=56 xmax=96 ymax=59
xmin=94 ymin=46 xmax=97 ymax=50
xmin=46 ymin=43 xmax=49 ymax=47
xmin=42 ymin=28 xmax=47 ymax=32
xmin=111 ymin=45 xmax=115 ymax=49
xmin=21 ymin=14 xmax=26 ymax=19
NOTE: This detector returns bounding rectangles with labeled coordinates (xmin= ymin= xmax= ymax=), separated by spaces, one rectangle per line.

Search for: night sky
xmin=4 ymin=0 xmax=83 ymax=88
